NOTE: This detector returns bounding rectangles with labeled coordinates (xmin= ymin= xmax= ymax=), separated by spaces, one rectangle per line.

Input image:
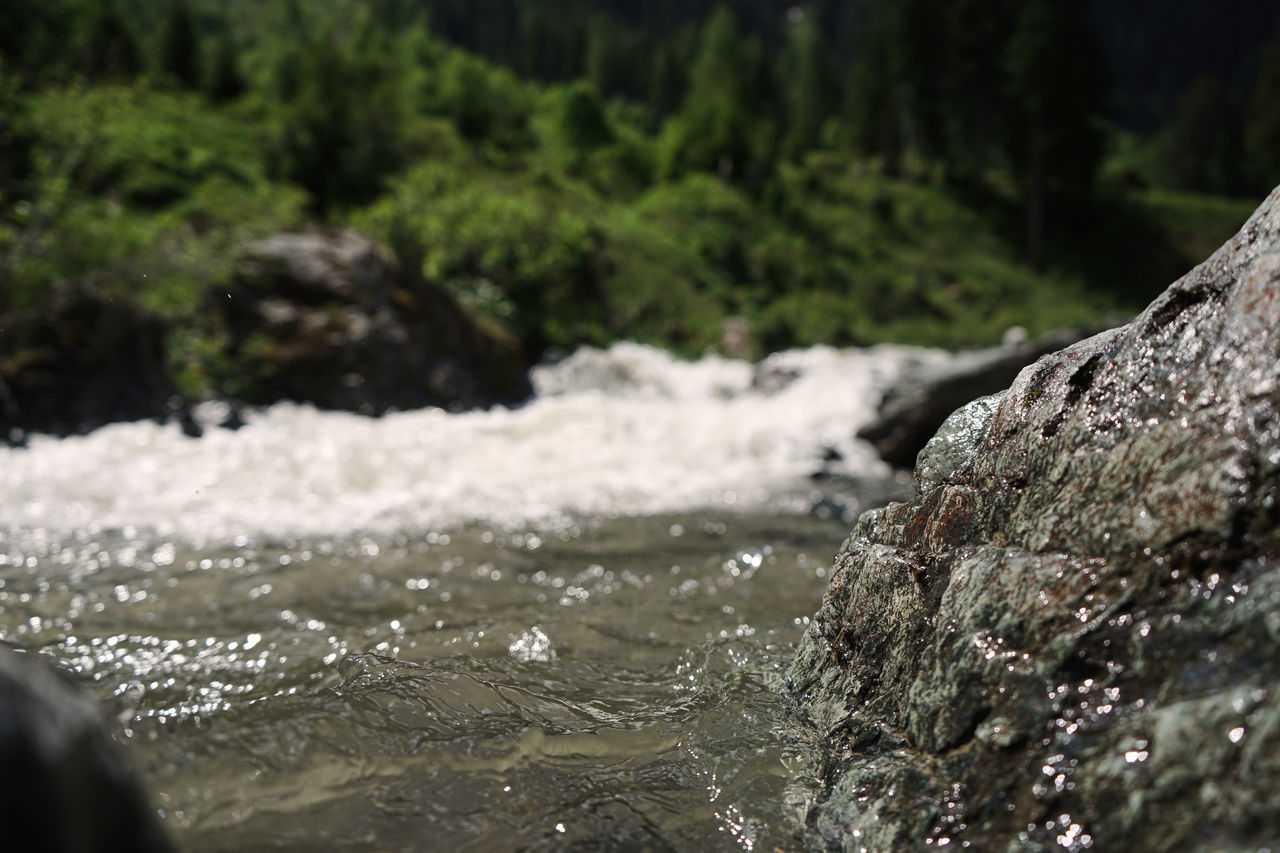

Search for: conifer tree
xmin=779 ymin=9 xmax=835 ymax=162
xmin=159 ymin=0 xmax=202 ymax=88
xmin=80 ymin=0 xmax=143 ymax=80
xmin=205 ymin=24 xmax=245 ymax=102
xmin=1246 ymin=24 xmax=1280 ymax=192
xmin=661 ymin=5 xmax=763 ymax=181
xmin=1162 ymin=76 xmax=1245 ymax=195
xmin=1003 ymin=0 xmax=1106 ymax=267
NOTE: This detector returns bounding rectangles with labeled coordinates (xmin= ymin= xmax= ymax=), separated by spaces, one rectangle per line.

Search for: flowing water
xmin=0 ymin=342 xmax=944 ymax=851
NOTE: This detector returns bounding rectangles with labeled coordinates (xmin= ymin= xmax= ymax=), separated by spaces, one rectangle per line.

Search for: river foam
xmin=1 ymin=342 xmax=947 ymax=544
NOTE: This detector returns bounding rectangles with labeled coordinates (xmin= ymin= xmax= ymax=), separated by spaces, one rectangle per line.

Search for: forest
xmin=2 ymin=0 xmax=1279 ymax=403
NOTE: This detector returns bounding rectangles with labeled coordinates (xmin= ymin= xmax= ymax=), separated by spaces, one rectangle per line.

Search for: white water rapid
xmin=1 ymin=342 xmax=948 ymax=544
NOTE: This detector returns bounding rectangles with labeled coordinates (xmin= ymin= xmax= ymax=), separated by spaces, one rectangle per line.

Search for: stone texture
xmin=857 ymin=327 xmax=1106 ymax=469
xmin=0 ymin=650 xmax=175 ymax=853
xmin=789 ymin=186 xmax=1280 ymax=851
xmin=219 ymin=228 xmax=532 ymax=413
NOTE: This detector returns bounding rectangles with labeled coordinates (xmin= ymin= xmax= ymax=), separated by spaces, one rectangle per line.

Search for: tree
xmin=778 ymin=8 xmax=836 ymax=162
xmin=940 ymin=0 xmax=1018 ymax=187
xmin=79 ymin=0 xmax=143 ymax=80
xmin=1246 ymin=24 xmax=1280 ymax=193
xmin=205 ymin=23 xmax=246 ymax=102
xmin=660 ymin=5 xmax=770 ymax=182
xmin=1003 ymin=0 xmax=1107 ymax=267
xmin=159 ymin=0 xmax=202 ymax=88
xmin=648 ymin=42 xmax=689 ymax=124
xmin=265 ymin=5 xmax=410 ymax=213
xmin=557 ymin=80 xmax=614 ymax=154
xmin=1161 ymin=75 xmax=1245 ymax=195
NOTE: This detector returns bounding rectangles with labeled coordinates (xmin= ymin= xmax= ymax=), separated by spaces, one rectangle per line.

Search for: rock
xmin=856 ymin=326 xmax=1107 ymax=469
xmin=0 ymin=649 xmax=175 ymax=852
xmin=0 ymin=285 xmax=175 ymax=443
xmin=789 ymin=186 xmax=1280 ymax=851
xmin=218 ymin=228 xmax=532 ymax=413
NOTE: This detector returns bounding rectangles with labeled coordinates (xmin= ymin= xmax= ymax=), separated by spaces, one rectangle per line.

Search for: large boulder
xmin=0 ymin=285 xmax=175 ymax=443
xmin=789 ymin=186 xmax=1280 ymax=850
xmin=218 ymin=228 xmax=532 ymax=413
xmin=856 ymin=326 xmax=1105 ymax=469
xmin=0 ymin=650 xmax=174 ymax=853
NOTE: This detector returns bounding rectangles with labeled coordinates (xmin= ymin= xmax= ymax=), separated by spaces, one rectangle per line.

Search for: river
xmin=0 ymin=341 xmax=943 ymax=851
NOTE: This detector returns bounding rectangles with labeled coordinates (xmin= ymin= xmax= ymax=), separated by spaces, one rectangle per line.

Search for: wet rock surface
xmin=219 ymin=228 xmax=532 ymax=413
xmin=0 ymin=285 xmax=176 ymax=443
xmin=857 ymin=327 xmax=1106 ymax=470
xmin=0 ymin=649 xmax=174 ymax=853
xmin=789 ymin=186 xmax=1280 ymax=851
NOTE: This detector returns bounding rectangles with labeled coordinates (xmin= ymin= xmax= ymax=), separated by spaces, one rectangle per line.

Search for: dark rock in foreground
xmin=790 ymin=186 xmax=1280 ymax=850
xmin=0 ymin=650 xmax=174 ymax=853
xmin=857 ymin=326 xmax=1104 ymax=469
xmin=0 ymin=286 xmax=175 ymax=442
xmin=218 ymin=228 xmax=532 ymax=414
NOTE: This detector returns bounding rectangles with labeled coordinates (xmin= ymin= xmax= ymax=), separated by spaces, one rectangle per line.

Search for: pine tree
xmin=159 ymin=0 xmax=202 ymax=88
xmin=1003 ymin=0 xmax=1106 ymax=267
xmin=80 ymin=0 xmax=143 ymax=80
xmin=661 ymin=5 xmax=764 ymax=182
xmin=1246 ymin=24 xmax=1280 ymax=193
xmin=779 ymin=9 xmax=836 ymax=162
xmin=1162 ymin=75 xmax=1245 ymax=195
xmin=205 ymin=23 xmax=245 ymax=102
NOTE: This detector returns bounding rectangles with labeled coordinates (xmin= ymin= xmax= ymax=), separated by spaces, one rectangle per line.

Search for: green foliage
xmin=3 ymin=84 xmax=303 ymax=316
xmin=557 ymin=81 xmax=614 ymax=154
xmin=778 ymin=11 xmax=836 ymax=162
xmin=432 ymin=50 xmax=534 ymax=153
xmin=1 ymin=0 xmax=1263 ymax=410
xmin=660 ymin=6 xmax=773 ymax=183
xmin=78 ymin=0 xmax=144 ymax=80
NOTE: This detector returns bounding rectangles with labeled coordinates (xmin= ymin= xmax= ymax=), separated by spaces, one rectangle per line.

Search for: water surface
xmin=0 ymin=342 xmax=937 ymax=850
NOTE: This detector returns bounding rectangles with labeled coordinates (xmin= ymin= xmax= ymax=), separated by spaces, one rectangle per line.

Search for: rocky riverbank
xmin=789 ymin=186 xmax=1280 ymax=849
xmin=0 ymin=229 xmax=532 ymax=443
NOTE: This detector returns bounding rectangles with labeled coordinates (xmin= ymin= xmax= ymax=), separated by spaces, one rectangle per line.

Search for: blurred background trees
xmin=2 ymin=0 xmax=1279 ymax=386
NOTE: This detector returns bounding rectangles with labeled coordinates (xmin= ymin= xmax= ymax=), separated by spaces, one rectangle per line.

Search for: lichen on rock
xmin=789 ymin=186 xmax=1280 ymax=851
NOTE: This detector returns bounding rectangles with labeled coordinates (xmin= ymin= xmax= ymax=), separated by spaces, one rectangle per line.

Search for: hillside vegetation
xmin=0 ymin=0 xmax=1273 ymax=403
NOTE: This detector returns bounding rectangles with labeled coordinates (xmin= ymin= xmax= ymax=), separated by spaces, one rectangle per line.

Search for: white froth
xmin=0 ymin=342 xmax=945 ymax=543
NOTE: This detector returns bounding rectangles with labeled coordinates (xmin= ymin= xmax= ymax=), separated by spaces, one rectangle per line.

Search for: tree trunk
xmin=1026 ymin=114 xmax=1045 ymax=270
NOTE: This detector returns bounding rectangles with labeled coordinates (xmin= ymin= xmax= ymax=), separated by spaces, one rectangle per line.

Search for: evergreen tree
xmin=661 ymin=5 xmax=768 ymax=182
xmin=557 ymin=80 xmax=614 ymax=154
xmin=1003 ymin=0 xmax=1106 ymax=267
xmin=648 ymin=39 xmax=691 ymax=124
xmin=79 ymin=0 xmax=143 ymax=80
xmin=205 ymin=23 xmax=246 ymax=102
xmin=843 ymin=8 xmax=905 ymax=175
xmin=1246 ymin=24 xmax=1280 ymax=193
xmin=941 ymin=0 xmax=1018 ymax=187
xmin=779 ymin=8 xmax=836 ymax=162
xmin=584 ymin=15 xmax=652 ymax=102
xmin=1161 ymin=75 xmax=1245 ymax=195
xmin=267 ymin=5 xmax=408 ymax=213
xmin=159 ymin=0 xmax=202 ymax=88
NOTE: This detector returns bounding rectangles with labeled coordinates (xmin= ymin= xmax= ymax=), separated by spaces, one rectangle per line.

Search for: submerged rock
xmin=857 ymin=326 xmax=1104 ymax=469
xmin=0 ymin=650 xmax=174 ymax=853
xmin=789 ymin=186 xmax=1280 ymax=850
xmin=219 ymin=228 xmax=532 ymax=413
